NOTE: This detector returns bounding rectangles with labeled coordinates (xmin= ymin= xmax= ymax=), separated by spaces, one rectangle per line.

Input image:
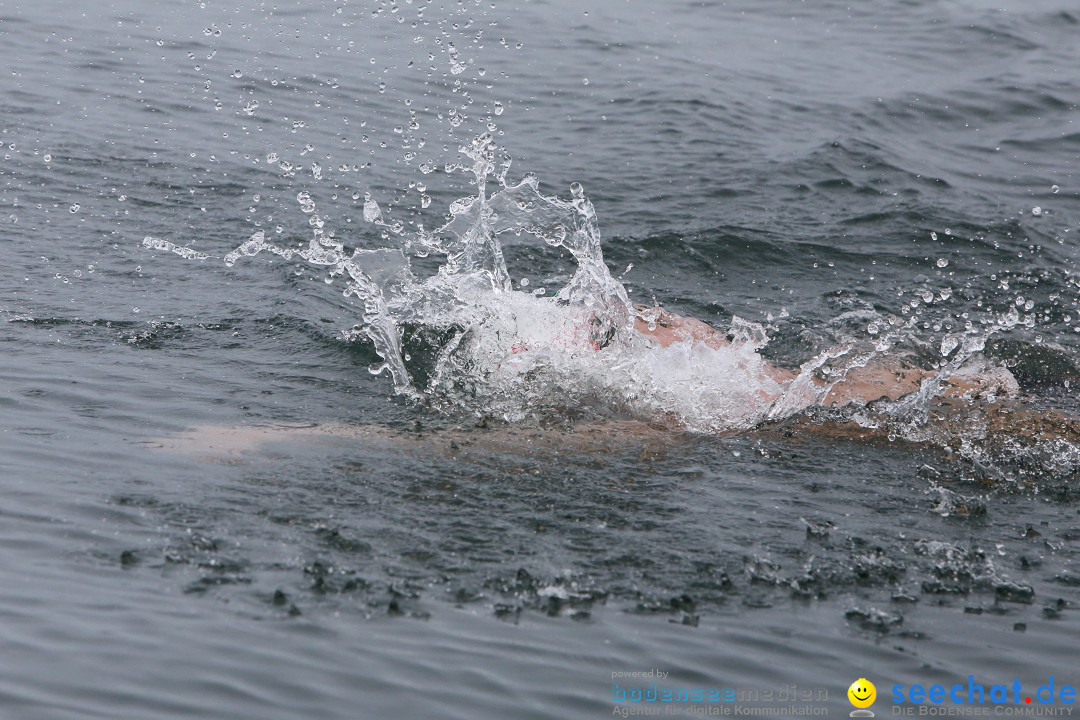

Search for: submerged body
xmin=154 ymin=299 xmax=1078 ymax=476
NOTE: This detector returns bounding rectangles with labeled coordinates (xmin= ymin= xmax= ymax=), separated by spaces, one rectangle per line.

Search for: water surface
xmin=1 ymin=0 xmax=1078 ymax=717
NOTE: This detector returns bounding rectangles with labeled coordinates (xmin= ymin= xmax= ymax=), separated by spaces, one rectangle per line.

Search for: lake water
xmin=1 ymin=0 xmax=1079 ymax=717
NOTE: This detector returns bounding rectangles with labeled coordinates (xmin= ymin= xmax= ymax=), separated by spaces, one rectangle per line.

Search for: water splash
xmin=143 ymin=236 xmax=210 ymax=261
xmin=226 ymin=134 xmax=642 ymax=415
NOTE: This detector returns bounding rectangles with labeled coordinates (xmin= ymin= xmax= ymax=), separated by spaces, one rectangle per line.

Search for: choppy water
xmin=2 ymin=0 xmax=1079 ymax=717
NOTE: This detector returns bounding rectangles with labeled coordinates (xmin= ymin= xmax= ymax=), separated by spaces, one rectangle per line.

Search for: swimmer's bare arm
xmin=631 ymin=306 xmax=1015 ymax=406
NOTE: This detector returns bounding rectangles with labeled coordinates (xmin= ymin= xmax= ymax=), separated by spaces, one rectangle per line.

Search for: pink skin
xmin=631 ymin=306 xmax=793 ymax=403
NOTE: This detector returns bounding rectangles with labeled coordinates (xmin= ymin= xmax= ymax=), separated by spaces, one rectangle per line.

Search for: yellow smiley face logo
xmin=848 ymin=678 xmax=876 ymax=708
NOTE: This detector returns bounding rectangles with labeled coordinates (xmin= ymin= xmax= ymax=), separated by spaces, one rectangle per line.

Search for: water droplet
xmin=8 ymin=214 xmax=17 ymax=223
xmin=867 ymin=322 xmax=880 ymax=335
xmin=132 ymin=306 xmax=140 ymax=313
xmin=493 ymin=101 xmax=504 ymax=116
xmin=232 ymin=69 xmax=243 ymax=78
xmin=1052 ymin=185 xmax=1060 ymax=194
xmin=520 ymin=277 xmax=530 ymax=287
xmin=1032 ymin=206 xmax=1042 ymax=216
xmin=941 ymin=335 xmax=959 ymax=357
xmin=930 ymin=231 xmax=938 ymax=241
xmin=936 ymin=258 xmax=948 ymax=268
xmin=69 ymin=203 xmax=80 ymax=213
xmin=582 ymin=77 xmax=589 ymax=85
xmin=43 ymin=154 xmax=51 ymax=163
xmin=363 ymin=194 xmax=382 ymax=223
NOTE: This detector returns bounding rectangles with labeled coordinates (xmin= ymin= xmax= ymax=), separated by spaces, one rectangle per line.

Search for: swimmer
xmin=149 ymin=299 xmax=1076 ymax=469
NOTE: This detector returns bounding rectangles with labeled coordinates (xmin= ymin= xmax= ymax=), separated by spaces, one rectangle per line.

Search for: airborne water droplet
xmin=493 ymin=101 xmax=504 ymax=116
xmin=936 ymin=258 xmax=949 ymax=268
xmin=363 ymin=194 xmax=382 ymax=223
